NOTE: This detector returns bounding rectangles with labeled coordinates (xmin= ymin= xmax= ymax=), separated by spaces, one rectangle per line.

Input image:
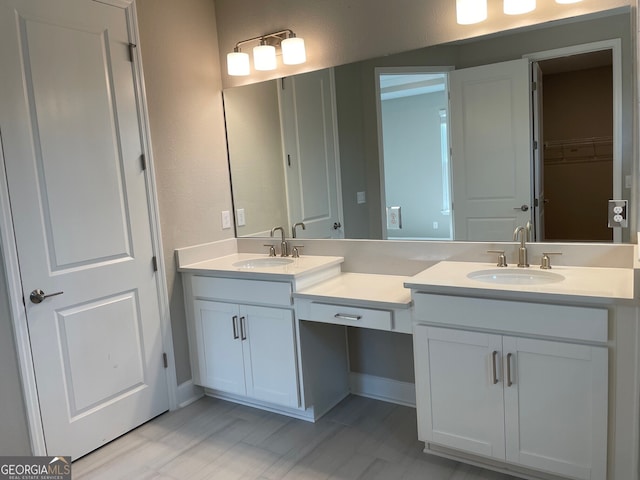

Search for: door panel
xmin=243 ymin=305 xmax=299 ymax=408
xmin=450 ymin=59 xmax=532 ymax=240
xmin=416 ymin=326 xmax=506 ymax=460
xmin=196 ymin=300 xmax=245 ymax=396
xmin=280 ymin=69 xmax=343 ymax=238
xmin=503 ymin=336 xmax=608 ymax=479
xmin=0 ymin=0 xmax=168 ymax=459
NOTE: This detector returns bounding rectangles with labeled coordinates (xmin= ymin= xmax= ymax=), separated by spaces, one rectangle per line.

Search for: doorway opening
xmin=529 ymin=41 xmax=621 ymax=242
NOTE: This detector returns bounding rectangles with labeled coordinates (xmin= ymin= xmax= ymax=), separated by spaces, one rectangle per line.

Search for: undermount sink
xmin=232 ymin=257 xmax=295 ymax=269
xmin=467 ymin=268 xmax=565 ymax=285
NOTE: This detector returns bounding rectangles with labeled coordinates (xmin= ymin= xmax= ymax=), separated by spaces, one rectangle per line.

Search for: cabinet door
xmin=241 ymin=305 xmax=299 ymax=408
xmin=503 ymin=336 xmax=608 ymax=480
xmin=414 ymin=326 xmax=506 ymax=460
xmin=195 ymin=300 xmax=246 ymax=395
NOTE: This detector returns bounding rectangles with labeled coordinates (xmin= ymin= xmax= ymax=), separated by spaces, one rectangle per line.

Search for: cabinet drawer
xmin=413 ymin=293 xmax=607 ymax=343
xmin=191 ymin=276 xmax=292 ymax=306
xmin=300 ymin=301 xmax=392 ymax=331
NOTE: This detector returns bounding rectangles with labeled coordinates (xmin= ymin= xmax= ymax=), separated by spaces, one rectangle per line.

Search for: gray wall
xmin=137 ymin=0 xmax=233 ymax=384
xmin=0 ymin=249 xmax=31 ymax=455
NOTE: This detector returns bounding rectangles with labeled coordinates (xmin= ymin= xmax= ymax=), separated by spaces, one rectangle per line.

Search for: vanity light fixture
xmin=456 ymin=0 xmax=487 ymax=24
xmin=504 ymin=0 xmax=536 ymax=15
xmin=457 ymin=0 xmax=583 ymax=25
xmin=226 ymin=29 xmax=306 ymax=76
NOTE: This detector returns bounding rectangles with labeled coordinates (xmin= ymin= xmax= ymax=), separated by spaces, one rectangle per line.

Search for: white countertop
xmin=294 ymin=272 xmax=413 ymax=309
xmin=177 ymin=253 xmax=344 ymax=280
xmin=405 ymin=261 xmax=635 ymax=300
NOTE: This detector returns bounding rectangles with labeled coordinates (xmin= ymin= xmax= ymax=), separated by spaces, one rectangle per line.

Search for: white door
xmin=450 ymin=59 xmax=532 ymax=241
xmin=196 ymin=301 xmax=245 ymax=395
xmin=0 ymin=0 xmax=169 ymax=459
xmin=503 ymin=337 xmax=608 ymax=480
xmin=414 ymin=326 xmax=506 ymax=460
xmin=280 ymin=69 xmax=344 ymax=238
xmin=532 ymin=62 xmax=546 ymax=241
xmin=242 ymin=305 xmax=299 ymax=408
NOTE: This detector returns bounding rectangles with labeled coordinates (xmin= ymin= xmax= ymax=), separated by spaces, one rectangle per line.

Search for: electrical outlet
xmin=433 ymin=221 xmax=439 ymax=230
xmin=221 ymin=210 xmax=232 ymax=229
xmin=608 ymin=200 xmax=628 ymax=228
xmin=236 ymin=208 xmax=246 ymax=226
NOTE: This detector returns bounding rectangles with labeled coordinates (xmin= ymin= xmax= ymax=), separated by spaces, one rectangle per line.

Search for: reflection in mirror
xmin=224 ymin=9 xmax=633 ymax=243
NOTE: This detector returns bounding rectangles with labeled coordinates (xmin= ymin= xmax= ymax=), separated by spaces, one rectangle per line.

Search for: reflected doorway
xmin=376 ymin=68 xmax=454 ymax=240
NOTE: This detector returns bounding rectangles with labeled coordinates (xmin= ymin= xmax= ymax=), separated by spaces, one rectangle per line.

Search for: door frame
xmin=0 ymin=0 xmax=178 ymax=456
xmin=374 ymin=66 xmax=454 ymax=239
xmin=522 ymin=39 xmax=623 ymax=243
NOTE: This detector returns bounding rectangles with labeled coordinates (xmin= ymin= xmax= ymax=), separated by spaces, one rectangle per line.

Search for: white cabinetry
xmin=413 ymin=294 xmax=608 ymax=480
xmin=185 ymin=275 xmax=300 ymax=411
xmin=195 ymin=300 xmax=299 ymax=408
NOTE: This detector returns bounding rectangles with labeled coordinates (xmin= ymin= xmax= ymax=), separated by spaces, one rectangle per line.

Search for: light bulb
xmin=227 ymin=51 xmax=250 ymax=76
xmin=253 ymin=44 xmax=277 ymax=71
xmin=504 ymin=0 xmax=536 ymax=15
xmin=282 ymin=37 xmax=306 ymax=65
xmin=456 ymin=0 xmax=487 ymax=25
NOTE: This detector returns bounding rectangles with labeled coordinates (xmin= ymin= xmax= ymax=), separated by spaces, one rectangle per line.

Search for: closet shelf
xmin=544 ymin=135 xmax=613 ymax=164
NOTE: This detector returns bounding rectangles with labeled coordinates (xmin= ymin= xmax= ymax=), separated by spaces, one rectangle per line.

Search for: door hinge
xmin=533 ymin=140 xmax=538 ymax=150
xmin=162 ymin=353 xmax=168 ymax=369
xmin=287 ymin=154 xmax=291 ymax=167
xmin=281 ymin=78 xmax=286 ymax=90
xmin=128 ymin=43 xmax=137 ymax=63
xmin=140 ymin=154 xmax=147 ymax=171
xmin=531 ymin=81 xmax=537 ymax=91
xmin=152 ymin=256 xmax=158 ymax=272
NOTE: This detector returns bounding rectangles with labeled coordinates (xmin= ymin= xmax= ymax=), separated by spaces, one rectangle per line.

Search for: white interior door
xmin=280 ymin=69 xmax=344 ymax=238
xmin=0 ymin=0 xmax=169 ymax=459
xmin=450 ymin=59 xmax=532 ymax=241
xmin=532 ymin=62 xmax=545 ymax=241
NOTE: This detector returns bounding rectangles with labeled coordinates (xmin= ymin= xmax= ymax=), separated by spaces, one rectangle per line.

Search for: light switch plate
xmin=221 ymin=210 xmax=232 ymax=229
xmin=608 ymin=200 xmax=628 ymax=228
xmin=236 ymin=208 xmax=246 ymax=226
xmin=357 ymin=191 xmax=366 ymax=204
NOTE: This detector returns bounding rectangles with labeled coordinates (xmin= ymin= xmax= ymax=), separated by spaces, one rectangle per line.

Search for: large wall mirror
xmin=224 ymin=8 xmax=633 ymax=243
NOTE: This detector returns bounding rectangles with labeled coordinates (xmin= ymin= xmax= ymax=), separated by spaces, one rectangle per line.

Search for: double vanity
xmin=176 ymin=239 xmax=637 ymax=480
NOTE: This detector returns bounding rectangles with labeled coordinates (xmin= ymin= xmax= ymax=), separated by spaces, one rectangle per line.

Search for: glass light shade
xmin=456 ymin=0 xmax=487 ymax=25
xmin=504 ymin=0 xmax=536 ymax=15
xmin=555 ymin=0 xmax=582 ymax=3
xmin=253 ymin=44 xmax=277 ymax=71
xmin=227 ymin=51 xmax=250 ymax=76
xmin=281 ymin=37 xmax=306 ymax=65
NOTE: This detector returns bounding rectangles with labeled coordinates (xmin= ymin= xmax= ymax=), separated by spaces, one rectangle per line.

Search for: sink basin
xmin=467 ymin=268 xmax=564 ymax=285
xmin=232 ymin=257 xmax=294 ymax=269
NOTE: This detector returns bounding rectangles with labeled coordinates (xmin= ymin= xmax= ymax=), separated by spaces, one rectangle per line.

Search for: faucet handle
xmin=487 ymin=250 xmax=508 ymax=267
xmin=540 ymin=252 xmax=562 ymax=270
xmin=292 ymin=245 xmax=304 ymax=258
xmin=263 ymin=244 xmax=276 ymax=257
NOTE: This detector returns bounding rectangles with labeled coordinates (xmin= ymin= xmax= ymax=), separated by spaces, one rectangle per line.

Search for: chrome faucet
xmin=270 ymin=226 xmax=289 ymax=257
xmin=292 ymin=222 xmax=306 ymax=238
xmin=513 ymin=225 xmax=529 ymax=267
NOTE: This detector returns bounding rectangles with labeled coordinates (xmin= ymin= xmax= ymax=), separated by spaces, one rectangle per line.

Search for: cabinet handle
xmin=491 ymin=350 xmax=499 ymax=385
xmin=334 ymin=313 xmax=362 ymax=321
xmin=232 ymin=316 xmax=239 ymax=339
xmin=506 ymin=353 xmax=513 ymax=387
xmin=240 ymin=316 xmax=247 ymax=340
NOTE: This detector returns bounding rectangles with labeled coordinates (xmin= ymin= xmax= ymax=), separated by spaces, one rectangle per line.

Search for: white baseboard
xmin=176 ymin=380 xmax=204 ymax=409
xmin=349 ymin=372 xmax=416 ymax=407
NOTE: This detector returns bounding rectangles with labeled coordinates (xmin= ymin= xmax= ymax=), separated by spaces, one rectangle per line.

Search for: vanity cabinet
xmin=194 ymin=300 xmax=298 ymax=408
xmin=184 ymin=275 xmax=301 ymax=410
xmin=412 ymin=293 xmax=609 ymax=480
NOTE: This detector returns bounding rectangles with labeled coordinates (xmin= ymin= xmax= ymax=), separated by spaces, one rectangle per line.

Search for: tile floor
xmin=73 ymin=395 xmax=518 ymax=480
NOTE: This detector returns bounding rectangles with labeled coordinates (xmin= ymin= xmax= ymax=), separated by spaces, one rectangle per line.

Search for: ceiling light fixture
xmin=504 ymin=0 xmax=536 ymax=15
xmin=226 ymin=29 xmax=306 ymax=77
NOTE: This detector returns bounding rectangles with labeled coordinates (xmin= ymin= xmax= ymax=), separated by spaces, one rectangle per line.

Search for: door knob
xmin=513 ymin=205 xmax=529 ymax=212
xmin=29 ymin=289 xmax=64 ymax=304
